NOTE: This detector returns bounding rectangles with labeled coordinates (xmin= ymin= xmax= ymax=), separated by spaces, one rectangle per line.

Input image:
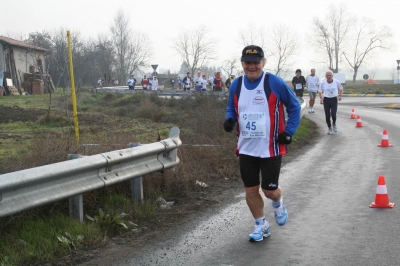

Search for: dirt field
xmin=0 ymin=105 xmax=47 ymax=124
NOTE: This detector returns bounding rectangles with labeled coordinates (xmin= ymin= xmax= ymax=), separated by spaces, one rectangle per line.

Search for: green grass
xmin=99 ymin=193 xmax=157 ymax=221
xmin=292 ymin=118 xmax=315 ymax=143
xmin=0 ymin=92 xmax=63 ymax=109
xmin=0 ymin=214 xmax=103 ymax=266
xmin=303 ymin=84 xmax=400 ymax=95
xmin=342 ymin=84 xmax=400 ymax=94
xmin=0 ymin=120 xmax=74 ymax=161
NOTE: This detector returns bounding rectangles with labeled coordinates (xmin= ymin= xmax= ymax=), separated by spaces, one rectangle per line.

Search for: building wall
xmin=12 ymin=47 xmax=46 ymax=78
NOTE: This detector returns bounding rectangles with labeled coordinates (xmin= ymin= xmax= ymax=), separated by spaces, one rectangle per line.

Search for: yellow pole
xmin=67 ymin=31 xmax=80 ymax=145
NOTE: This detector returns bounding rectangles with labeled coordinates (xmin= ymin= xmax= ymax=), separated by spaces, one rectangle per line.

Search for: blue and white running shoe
xmin=248 ymin=224 xmax=271 ymax=242
xmin=274 ymin=206 xmax=288 ymax=226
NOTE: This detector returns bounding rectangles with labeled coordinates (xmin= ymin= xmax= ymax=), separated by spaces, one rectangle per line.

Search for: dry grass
xmin=0 ymin=92 xmax=313 ymax=265
xmin=0 ymin=92 xmax=238 ymax=224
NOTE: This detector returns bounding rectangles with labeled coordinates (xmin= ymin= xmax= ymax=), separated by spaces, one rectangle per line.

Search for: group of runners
xmin=292 ymin=68 xmax=343 ymax=134
xmin=180 ymin=71 xmax=236 ymax=92
xmin=224 ymin=44 xmax=343 ymax=242
xmin=127 ymin=75 xmax=160 ymax=91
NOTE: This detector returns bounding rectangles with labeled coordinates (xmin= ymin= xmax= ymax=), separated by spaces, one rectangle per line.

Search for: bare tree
xmin=26 ymin=31 xmax=52 ymax=50
xmin=238 ymin=22 xmax=268 ymax=52
xmin=342 ymin=18 xmax=393 ymax=83
xmin=110 ymin=10 xmax=131 ymax=84
xmin=172 ymin=25 xmax=216 ymax=77
xmin=220 ymin=55 xmax=239 ymax=77
xmin=94 ymin=34 xmax=116 ymax=84
xmin=125 ymin=31 xmax=152 ymax=76
xmin=237 ymin=23 xmax=298 ymax=78
xmin=44 ymin=28 xmax=89 ymax=89
xmin=110 ymin=10 xmax=152 ymax=83
xmin=269 ymin=23 xmax=299 ymax=78
xmin=311 ymin=3 xmax=353 ymax=73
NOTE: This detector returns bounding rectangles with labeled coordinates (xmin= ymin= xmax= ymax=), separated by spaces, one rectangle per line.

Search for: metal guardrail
xmin=0 ymin=127 xmax=181 ymax=219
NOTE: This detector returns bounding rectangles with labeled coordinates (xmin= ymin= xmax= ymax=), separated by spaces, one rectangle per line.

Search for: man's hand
xmin=277 ymin=132 xmax=292 ymax=144
xmin=223 ymin=118 xmax=235 ymax=132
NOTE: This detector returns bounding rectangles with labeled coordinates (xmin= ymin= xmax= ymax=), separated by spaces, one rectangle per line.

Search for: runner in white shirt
xmin=152 ymin=76 xmax=159 ymax=90
xmin=305 ymin=68 xmax=320 ymax=113
xmin=151 ymin=77 xmax=158 ymax=91
xmin=208 ymin=74 xmax=215 ymax=90
xmin=201 ymin=75 xmax=208 ymax=91
xmin=318 ymin=70 xmax=343 ymax=135
xmin=193 ymin=71 xmax=203 ymax=91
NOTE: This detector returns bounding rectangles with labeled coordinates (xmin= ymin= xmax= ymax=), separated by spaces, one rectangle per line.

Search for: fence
xmin=0 ymin=127 xmax=181 ymax=221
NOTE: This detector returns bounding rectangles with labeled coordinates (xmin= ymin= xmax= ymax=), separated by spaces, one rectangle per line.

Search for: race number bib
xmin=239 ymin=112 xmax=267 ymax=138
xmin=295 ymin=83 xmax=302 ymax=90
xmin=309 ymin=82 xmax=316 ymax=89
xmin=327 ymin=88 xmax=334 ymax=97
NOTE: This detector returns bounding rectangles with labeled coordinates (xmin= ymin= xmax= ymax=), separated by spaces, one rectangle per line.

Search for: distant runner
xmin=306 ymin=68 xmax=320 ymax=113
xmin=319 ymin=70 xmax=343 ymax=134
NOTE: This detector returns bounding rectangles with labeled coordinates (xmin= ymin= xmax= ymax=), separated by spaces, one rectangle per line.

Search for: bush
xmin=134 ymin=96 xmax=167 ymax=122
xmin=37 ymin=114 xmax=73 ymax=126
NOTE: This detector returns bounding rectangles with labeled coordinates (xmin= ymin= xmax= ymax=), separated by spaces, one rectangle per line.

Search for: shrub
xmin=37 ymin=114 xmax=72 ymax=126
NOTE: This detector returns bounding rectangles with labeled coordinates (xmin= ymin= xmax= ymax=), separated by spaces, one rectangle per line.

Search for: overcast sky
xmin=1 ymin=0 xmax=399 ymax=79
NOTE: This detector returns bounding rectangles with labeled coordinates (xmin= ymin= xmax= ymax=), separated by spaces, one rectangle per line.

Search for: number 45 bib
xmin=239 ymin=112 xmax=267 ymax=138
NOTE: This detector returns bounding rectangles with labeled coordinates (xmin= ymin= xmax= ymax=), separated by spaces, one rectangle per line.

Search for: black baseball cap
xmin=241 ymin=45 xmax=264 ymax=62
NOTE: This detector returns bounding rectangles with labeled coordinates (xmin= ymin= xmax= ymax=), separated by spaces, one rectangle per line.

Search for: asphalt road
xmin=83 ymin=97 xmax=400 ymax=266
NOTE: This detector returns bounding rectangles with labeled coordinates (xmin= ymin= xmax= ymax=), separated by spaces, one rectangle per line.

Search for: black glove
xmin=277 ymin=132 xmax=292 ymax=144
xmin=223 ymin=118 xmax=235 ymax=132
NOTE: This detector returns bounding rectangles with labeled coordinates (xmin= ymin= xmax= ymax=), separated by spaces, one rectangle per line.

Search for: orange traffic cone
xmin=377 ymin=129 xmax=393 ymax=147
xmin=370 ymin=176 xmax=394 ymax=208
xmin=350 ymin=109 xmax=356 ymax=119
xmin=355 ymin=115 xmax=363 ymax=127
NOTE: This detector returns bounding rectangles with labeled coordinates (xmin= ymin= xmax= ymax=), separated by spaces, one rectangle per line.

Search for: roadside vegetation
xmin=341 ymin=84 xmax=400 ymax=94
xmin=0 ymin=89 xmax=317 ymax=265
xmin=303 ymin=83 xmax=400 ymax=95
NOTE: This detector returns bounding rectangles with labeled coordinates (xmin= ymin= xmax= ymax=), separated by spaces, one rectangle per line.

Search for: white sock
xmin=272 ymin=197 xmax=282 ymax=208
xmin=255 ymin=216 xmax=266 ymax=226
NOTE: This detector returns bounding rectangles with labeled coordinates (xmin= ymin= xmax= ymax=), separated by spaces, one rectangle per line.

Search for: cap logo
xmin=246 ymin=49 xmax=258 ymax=54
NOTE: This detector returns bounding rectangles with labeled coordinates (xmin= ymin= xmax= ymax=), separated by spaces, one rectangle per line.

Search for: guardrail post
xmin=168 ymin=127 xmax=179 ymax=169
xmin=67 ymin=154 xmax=84 ymax=222
xmin=128 ymin=142 xmax=143 ymax=203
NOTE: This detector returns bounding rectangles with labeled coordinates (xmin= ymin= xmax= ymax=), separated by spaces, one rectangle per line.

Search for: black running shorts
xmin=239 ymin=154 xmax=282 ymax=191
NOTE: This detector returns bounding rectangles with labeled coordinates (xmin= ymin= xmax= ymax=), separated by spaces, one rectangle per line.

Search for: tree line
xmin=25 ymin=9 xmax=151 ymax=89
xmin=22 ymin=3 xmax=393 ymax=87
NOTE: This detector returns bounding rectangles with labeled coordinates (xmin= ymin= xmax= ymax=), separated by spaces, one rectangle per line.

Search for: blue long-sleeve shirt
xmin=226 ymin=71 xmax=300 ymax=136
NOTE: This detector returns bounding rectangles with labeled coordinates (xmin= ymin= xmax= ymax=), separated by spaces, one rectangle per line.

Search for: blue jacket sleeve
xmin=269 ymin=75 xmax=301 ymax=136
xmin=225 ymin=78 xmax=239 ymax=122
